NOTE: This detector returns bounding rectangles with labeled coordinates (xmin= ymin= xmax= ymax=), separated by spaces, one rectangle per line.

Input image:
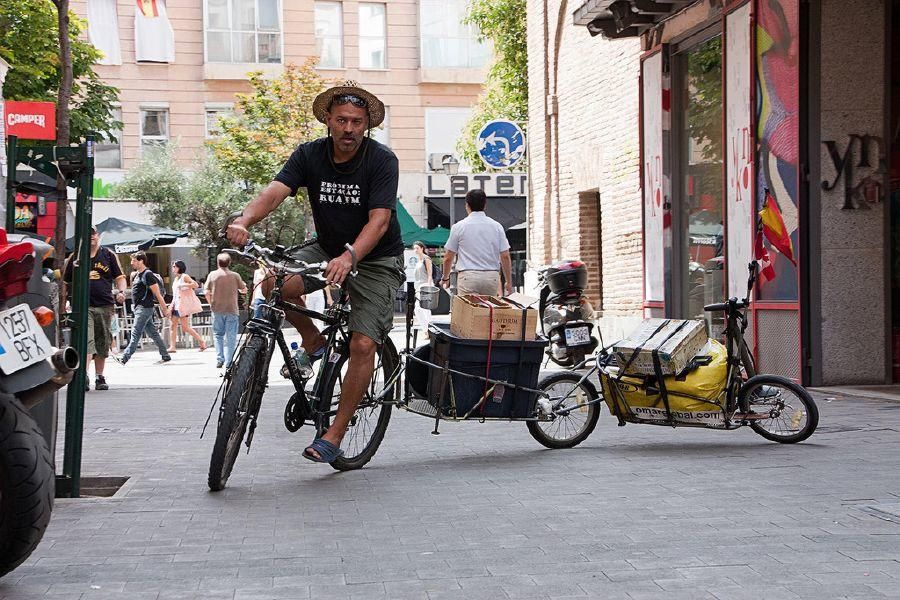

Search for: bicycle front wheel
xmin=208 ymin=335 xmax=267 ymax=491
xmin=528 ymin=371 xmax=601 ymax=449
xmin=319 ymin=337 xmax=397 ymax=471
xmin=739 ymin=375 xmax=819 ymax=443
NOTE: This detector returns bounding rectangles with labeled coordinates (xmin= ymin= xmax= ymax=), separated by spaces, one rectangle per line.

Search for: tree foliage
xmin=114 ymin=145 xmax=310 ymax=253
xmin=458 ymin=0 xmax=528 ymax=171
xmin=0 ymin=0 xmax=121 ymax=142
xmin=209 ymin=60 xmax=326 ymax=187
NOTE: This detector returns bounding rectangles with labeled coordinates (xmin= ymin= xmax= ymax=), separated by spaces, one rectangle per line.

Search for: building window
xmin=675 ymin=34 xmax=724 ymax=320
xmin=359 ymin=3 xmax=386 ymax=69
xmin=425 ymin=107 xmax=472 ymax=170
xmin=420 ymin=0 xmax=490 ymax=69
xmin=369 ymin=107 xmax=389 ymax=146
xmin=205 ymin=0 xmax=282 ymax=64
xmin=95 ymin=108 xmax=123 ymax=169
xmin=140 ymin=108 xmax=169 ymax=153
xmin=315 ymin=2 xmax=343 ymax=69
xmin=205 ymin=105 xmax=234 ymax=139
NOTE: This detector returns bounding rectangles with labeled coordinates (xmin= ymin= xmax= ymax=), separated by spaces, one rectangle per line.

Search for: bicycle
xmin=553 ymin=261 xmax=819 ymax=442
xmin=205 ymin=238 xmax=398 ymax=491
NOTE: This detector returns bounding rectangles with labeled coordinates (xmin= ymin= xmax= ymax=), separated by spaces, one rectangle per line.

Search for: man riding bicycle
xmin=225 ymin=82 xmax=405 ymax=464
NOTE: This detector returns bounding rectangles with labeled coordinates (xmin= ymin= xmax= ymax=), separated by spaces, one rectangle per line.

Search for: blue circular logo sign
xmin=476 ymin=120 xmax=526 ymax=169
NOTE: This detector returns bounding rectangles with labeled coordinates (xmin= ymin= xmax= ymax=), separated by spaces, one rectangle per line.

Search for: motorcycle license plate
xmin=0 ymin=304 xmax=53 ymax=375
xmin=564 ymin=325 xmax=592 ymax=347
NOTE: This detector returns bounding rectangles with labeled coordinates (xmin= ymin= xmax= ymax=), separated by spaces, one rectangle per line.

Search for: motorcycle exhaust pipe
xmin=17 ymin=347 xmax=80 ymax=409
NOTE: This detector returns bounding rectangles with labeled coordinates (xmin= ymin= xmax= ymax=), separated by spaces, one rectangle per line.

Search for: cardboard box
xmin=613 ymin=318 xmax=708 ymax=376
xmin=450 ymin=294 xmax=538 ymax=341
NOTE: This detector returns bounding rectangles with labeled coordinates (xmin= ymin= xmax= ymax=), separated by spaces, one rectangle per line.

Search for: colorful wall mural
xmin=756 ymin=0 xmax=800 ymax=301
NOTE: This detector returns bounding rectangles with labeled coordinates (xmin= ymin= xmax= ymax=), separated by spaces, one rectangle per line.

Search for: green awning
xmin=397 ymin=201 xmax=449 ymax=247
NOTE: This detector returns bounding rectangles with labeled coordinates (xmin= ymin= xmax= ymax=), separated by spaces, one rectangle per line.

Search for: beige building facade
xmin=71 ymin=0 xmax=495 ymax=227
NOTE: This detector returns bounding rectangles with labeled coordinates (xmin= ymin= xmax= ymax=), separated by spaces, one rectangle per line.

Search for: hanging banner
xmin=641 ymin=52 xmax=666 ymax=304
xmin=726 ymin=3 xmax=753 ymax=297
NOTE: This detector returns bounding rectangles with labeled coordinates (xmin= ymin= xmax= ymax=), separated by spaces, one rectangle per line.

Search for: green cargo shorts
xmin=87 ymin=305 xmax=115 ymax=358
xmin=291 ymin=243 xmax=405 ymax=344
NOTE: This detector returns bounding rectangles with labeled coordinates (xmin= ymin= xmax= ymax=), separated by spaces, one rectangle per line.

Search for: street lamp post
xmin=441 ymin=154 xmax=460 ymax=227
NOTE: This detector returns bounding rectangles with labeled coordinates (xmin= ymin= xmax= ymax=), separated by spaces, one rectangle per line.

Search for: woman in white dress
xmin=412 ymin=241 xmax=432 ymax=332
xmin=167 ymin=260 xmax=207 ymax=352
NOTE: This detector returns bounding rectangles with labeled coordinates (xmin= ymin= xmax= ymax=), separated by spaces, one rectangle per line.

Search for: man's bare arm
xmin=441 ymin=250 xmax=456 ymax=290
xmin=500 ymin=250 xmax=513 ymax=295
xmin=149 ymin=283 xmax=169 ymax=316
xmin=324 ymin=208 xmax=392 ymax=285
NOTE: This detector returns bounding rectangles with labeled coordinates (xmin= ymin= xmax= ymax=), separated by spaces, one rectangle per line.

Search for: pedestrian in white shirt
xmin=440 ymin=189 xmax=513 ymax=296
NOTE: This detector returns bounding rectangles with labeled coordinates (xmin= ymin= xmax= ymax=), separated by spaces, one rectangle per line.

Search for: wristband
xmin=440 ymin=277 xmax=450 ymax=282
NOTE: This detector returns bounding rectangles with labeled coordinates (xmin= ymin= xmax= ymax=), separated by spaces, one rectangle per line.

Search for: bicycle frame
xmin=232 ymin=266 xmax=353 ymax=445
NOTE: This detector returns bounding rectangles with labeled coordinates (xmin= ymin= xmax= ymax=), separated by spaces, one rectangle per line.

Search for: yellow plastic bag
xmin=600 ymin=339 xmax=728 ymax=426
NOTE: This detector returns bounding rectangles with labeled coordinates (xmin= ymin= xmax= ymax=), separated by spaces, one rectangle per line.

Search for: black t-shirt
xmin=131 ymin=270 xmax=160 ymax=308
xmin=64 ymin=247 xmax=123 ymax=307
xmin=274 ymin=137 xmax=404 ymax=259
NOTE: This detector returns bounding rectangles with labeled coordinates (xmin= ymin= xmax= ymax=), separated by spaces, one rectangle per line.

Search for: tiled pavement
xmin=0 ymin=367 xmax=898 ymax=599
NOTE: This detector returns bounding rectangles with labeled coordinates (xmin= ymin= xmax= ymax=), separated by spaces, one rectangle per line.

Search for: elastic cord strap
xmin=473 ymin=295 xmax=495 ymax=416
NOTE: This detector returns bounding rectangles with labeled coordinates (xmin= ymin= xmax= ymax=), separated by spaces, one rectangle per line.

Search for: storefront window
xmin=678 ymin=35 xmax=724 ymax=320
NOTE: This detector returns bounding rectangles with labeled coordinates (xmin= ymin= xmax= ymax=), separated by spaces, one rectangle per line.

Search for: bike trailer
xmin=599 ymin=339 xmax=729 ymax=427
xmin=426 ymin=323 xmax=547 ymax=419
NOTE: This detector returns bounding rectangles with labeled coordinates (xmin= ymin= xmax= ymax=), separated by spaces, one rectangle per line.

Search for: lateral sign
xmin=4 ymin=101 xmax=56 ymax=140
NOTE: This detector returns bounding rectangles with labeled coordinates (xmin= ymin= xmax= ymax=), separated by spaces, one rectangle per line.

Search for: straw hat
xmin=313 ymin=81 xmax=385 ymax=129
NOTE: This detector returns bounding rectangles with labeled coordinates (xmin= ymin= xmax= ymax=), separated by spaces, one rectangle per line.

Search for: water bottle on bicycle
xmin=281 ymin=341 xmax=316 ymax=380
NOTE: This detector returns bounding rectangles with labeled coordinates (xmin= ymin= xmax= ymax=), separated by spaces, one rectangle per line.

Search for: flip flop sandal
xmin=303 ymin=438 xmax=344 ymax=464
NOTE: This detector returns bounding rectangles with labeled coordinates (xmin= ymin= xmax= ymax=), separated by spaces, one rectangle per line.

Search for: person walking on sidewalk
xmin=205 ymin=253 xmax=247 ymax=369
xmin=441 ymin=189 xmax=513 ymax=296
xmin=62 ymin=226 xmax=127 ymax=390
xmin=117 ymin=251 xmax=171 ymax=365
xmin=167 ymin=260 xmax=208 ymax=353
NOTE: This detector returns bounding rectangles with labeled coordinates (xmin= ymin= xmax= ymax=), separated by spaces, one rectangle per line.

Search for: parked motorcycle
xmin=537 ymin=260 xmax=599 ymax=367
xmin=0 ymin=228 xmax=79 ymax=578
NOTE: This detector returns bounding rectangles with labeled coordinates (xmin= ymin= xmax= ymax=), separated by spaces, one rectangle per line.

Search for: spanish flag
xmin=136 ymin=0 xmax=159 ymax=17
xmin=754 ymin=225 xmax=776 ymax=282
xmin=759 ymin=189 xmax=796 ymax=266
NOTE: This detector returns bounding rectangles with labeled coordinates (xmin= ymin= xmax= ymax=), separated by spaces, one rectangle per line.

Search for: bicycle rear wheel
xmin=318 ymin=337 xmax=397 ymax=471
xmin=208 ymin=335 xmax=267 ymax=491
xmin=528 ymin=372 xmax=601 ymax=449
xmin=739 ymin=375 xmax=818 ymax=443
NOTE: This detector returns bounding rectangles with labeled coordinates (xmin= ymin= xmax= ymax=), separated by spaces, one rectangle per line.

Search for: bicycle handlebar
xmin=219 ymin=212 xmax=358 ymax=277
xmin=224 ymin=242 xmax=328 ymax=278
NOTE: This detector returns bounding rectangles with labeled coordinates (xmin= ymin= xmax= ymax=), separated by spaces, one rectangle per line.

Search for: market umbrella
xmin=397 ymin=201 xmax=450 ymax=247
xmin=66 ymin=217 xmax=188 ymax=253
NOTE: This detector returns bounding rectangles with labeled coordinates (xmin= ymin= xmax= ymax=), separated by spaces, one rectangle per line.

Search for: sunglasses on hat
xmin=331 ymin=94 xmax=367 ymax=109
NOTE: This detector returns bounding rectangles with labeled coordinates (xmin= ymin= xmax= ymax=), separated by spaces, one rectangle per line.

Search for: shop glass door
xmin=674 ymin=35 xmax=725 ymax=321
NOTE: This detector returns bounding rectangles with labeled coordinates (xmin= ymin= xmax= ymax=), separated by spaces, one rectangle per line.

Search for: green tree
xmin=457 ymin=0 xmax=527 ymax=170
xmin=0 ymin=0 xmax=121 ymax=142
xmin=209 ymin=60 xmax=326 ymax=188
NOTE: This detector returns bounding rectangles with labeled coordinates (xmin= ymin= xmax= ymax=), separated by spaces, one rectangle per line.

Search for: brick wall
xmin=527 ymin=0 xmax=644 ymax=337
